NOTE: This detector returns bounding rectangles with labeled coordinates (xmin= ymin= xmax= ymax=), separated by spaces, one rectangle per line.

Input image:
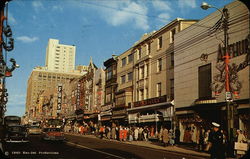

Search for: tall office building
xmin=45 ymin=39 xmax=76 ymax=73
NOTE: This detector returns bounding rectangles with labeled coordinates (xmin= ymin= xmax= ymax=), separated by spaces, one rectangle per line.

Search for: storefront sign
xmin=218 ymin=39 xmax=248 ymax=62
xmin=101 ymin=104 xmax=112 ymax=111
xmin=57 ymin=84 xmax=62 ymax=110
xmin=133 ymin=95 xmax=167 ymax=107
xmin=112 ymin=109 xmax=126 ymax=115
xmin=76 ymin=83 xmax=80 ymax=109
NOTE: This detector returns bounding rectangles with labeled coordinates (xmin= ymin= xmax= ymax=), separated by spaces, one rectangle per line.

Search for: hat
xmin=212 ymin=122 xmax=220 ymax=128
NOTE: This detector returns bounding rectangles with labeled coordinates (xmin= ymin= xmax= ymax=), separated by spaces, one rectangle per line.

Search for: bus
xmin=4 ymin=115 xmax=21 ymax=127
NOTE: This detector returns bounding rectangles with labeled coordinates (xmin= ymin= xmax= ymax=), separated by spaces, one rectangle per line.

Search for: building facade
xmin=101 ymin=56 xmax=118 ymax=124
xmin=45 ymin=39 xmax=76 ymax=73
xmin=25 ymin=67 xmax=84 ymax=121
xmin=174 ymin=1 xmax=249 ymax=143
xmin=127 ymin=19 xmax=197 ymax=131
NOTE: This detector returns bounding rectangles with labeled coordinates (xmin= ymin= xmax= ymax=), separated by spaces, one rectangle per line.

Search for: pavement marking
xmin=67 ymin=141 xmax=126 ymax=159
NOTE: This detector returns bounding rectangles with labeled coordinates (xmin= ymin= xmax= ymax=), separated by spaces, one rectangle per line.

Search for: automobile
xmin=41 ymin=127 xmax=65 ymax=141
xmin=28 ymin=125 xmax=42 ymax=135
xmin=5 ymin=125 xmax=29 ymax=143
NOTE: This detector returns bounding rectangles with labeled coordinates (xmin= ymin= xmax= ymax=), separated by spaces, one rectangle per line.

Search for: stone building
xmin=174 ymin=1 xmax=249 ymax=143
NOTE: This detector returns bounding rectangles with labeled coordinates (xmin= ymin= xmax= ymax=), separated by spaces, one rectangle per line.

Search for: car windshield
xmin=9 ymin=126 xmax=24 ymax=132
xmin=30 ymin=126 xmax=40 ymax=129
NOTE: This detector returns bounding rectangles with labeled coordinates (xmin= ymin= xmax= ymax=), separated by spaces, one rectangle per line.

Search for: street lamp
xmin=201 ymin=2 xmax=235 ymax=157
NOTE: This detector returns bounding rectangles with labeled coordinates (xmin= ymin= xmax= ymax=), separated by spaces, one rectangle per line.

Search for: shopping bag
xmin=234 ymin=142 xmax=248 ymax=151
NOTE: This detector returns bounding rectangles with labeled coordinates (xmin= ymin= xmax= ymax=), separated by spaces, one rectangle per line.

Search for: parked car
xmin=28 ymin=125 xmax=42 ymax=135
xmin=41 ymin=127 xmax=65 ymax=141
xmin=5 ymin=125 xmax=29 ymax=143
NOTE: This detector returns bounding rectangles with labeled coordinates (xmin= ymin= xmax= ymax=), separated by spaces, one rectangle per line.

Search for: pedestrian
xmin=143 ymin=127 xmax=148 ymax=141
xmin=175 ymin=127 xmax=180 ymax=145
xmin=236 ymin=130 xmax=247 ymax=158
xmin=128 ymin=127 xmax=133 ymax=141
xmin=106 ymin=126 xmax=111 ymax=140
xmin=208 ymin=122 xmax=225 ymax=159
xmin=169 ymin=129 xmax=175 ymax=146
xmin=111 ymin=126 xmax=116 ymax=140
xmin=139 ymin=127 xmax=143 ymax=141
xmin=134 ymin=127 xmax=139 ymax=141
xmin=99 ymin=125 xmax=105 ymax=139
xmin=116 ymin=126 xmax=119 ymax=141
xmin=159 ymin=127 xmax=163 ymax=143
xmin=198 ymin=128 xmax=205 ymax=151
xmin=162 ymin=127 xmax=169 ymax=147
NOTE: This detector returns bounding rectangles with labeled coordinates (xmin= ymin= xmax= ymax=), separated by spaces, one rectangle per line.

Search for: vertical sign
xmin=76 ymin=83 xmax=80 ymax=109
xmin=57 ymin=84 xmax=62 ymax=110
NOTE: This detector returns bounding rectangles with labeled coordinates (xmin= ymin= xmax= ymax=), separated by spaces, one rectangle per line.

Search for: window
xmin=105 ymin=87 xmax=111 ymax=103
xmin=158 ymin=36 xmax=162 ymax=49
xmin=138 ymin=48 xmax=142 ymax=59
xmin=128 ymin=53 xmax=134 ymax=63
xmin=171 ymin=52 xmax=174 ymax=67
xmin=140 ymin=89 xmax=144 ymax=101
xmin=146 ymin=64 xmax=149 ymax=77
xmin=128 ymin=72 xmax=133 ymax=81
xmin=170 ymin=79 xmax=174 ymax=100
xmin=122 ymin=57 xmax=127 ymax=67
xmin=140 ymin=66 xmax=144 ymax=79
xmin=121 ymin=75 xmax=126 ymax=84
xmin=170 ymin=28 xmax=176 ymax=43
xmin=146 ymin=43 xmax=151 ymax=55
xmin=198 ymin=64 xmax=212 ymax=99
xmin=106 ymin=67 xmax=112 ymax=80
xmin=157 ymin=58 xmax=162 ymax=72
xmin=157 ymin=83 xmax=161 ymax=97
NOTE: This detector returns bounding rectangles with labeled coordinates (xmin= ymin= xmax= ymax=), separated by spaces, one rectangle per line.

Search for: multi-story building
xmin=101 ymin=56 xmax=118 ymax=124
xmin=174 ymin=1 xmax=249 ymax=143
xmin=25 ymin=67 xmax=84 ymax=120
xmin=115 ymin=48 xmax=134 ymax=125
xmin=127 ymin=18 xmax=197 ymax=130
xmin=45 ymin=39 xmax=76 ymax=73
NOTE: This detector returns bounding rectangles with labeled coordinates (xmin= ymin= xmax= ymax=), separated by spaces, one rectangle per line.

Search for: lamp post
xmin=201 ymin=2 xmax=235 ymax=157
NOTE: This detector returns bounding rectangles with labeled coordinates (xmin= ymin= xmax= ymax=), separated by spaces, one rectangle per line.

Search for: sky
xmin=5 ymin=0 xmax=234 ymax=117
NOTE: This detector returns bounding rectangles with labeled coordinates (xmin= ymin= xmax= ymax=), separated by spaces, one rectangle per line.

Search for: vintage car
xmin=41 ymin=127 xmax=65 ymax=141
xmin=5 ymin=125 xmax=29 ymax=143
xmin=28 ymin=125 xmax=42 ymax=135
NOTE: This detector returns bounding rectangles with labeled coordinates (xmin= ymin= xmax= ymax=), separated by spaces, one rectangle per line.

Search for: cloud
xmin=84 ymin=1 xmax=149 ymax=30
xmin=152 ymin=0 xmax=172 ymax=11
xmin=16 ymin=36 xmax=39 ymax=43
xmin=8 ymin=12 xmax=17 ymax=24
xmin=158 ymin=13 xmax=171 ymax=23
xmin=52 ymin=5 xmax=63 ymax=12
xmin=178 ymin=0 xmax=197 ymax=8
xmin=32 ymin=1 xmax=44 ymax=12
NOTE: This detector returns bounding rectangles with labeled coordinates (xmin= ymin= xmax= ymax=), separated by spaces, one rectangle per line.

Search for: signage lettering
xmin=57 ymin=85 xmax=62 ymax=110
xmin=134 ymin=95 xmax=167 ymax=107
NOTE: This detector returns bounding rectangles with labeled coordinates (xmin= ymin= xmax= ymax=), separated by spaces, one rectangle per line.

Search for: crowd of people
xmin=63 ymin=121 xmax=249 ymax=159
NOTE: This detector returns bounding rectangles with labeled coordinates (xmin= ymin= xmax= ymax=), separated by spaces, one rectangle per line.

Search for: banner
xmin=57 ymin=84 xmax=62 ymax=110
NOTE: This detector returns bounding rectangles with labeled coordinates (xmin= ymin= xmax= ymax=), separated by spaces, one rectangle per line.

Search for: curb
xmin=65 ymin=133 xmax=210 ymax=159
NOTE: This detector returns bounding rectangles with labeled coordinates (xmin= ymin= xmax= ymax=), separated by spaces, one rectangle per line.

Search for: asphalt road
xmin=2 ymin=134 xmax=207 ymax=159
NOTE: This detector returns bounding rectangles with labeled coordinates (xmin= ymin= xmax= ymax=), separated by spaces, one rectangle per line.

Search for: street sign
xmin=226 ymin=92 xmax=233 ymax=101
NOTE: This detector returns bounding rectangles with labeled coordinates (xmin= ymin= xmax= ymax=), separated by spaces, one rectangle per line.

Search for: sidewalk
xmin=65 ymin=133 xmax=210 ymax=158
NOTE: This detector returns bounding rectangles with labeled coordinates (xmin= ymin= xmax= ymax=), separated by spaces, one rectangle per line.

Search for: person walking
xmin=236 ymin=130 xmax=247 ymax=158
xmin=99 ymin=125 xmax=105 ymax=139
xmin=134 ymin=127 xmax=139 ymax=141
xmin=162 ymin=127 xmax=169 ymax=147
xmin=139 ymin=127 xmax=143 ymax=141
xmin=208 ymin=122 xmax=225 ymax=159
xmin=111 ymin=126 xmax=116 ymax=140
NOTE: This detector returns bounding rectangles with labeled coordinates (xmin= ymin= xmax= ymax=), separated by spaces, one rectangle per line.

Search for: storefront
xmin=128 ymin=97 xmax=173 ymax=132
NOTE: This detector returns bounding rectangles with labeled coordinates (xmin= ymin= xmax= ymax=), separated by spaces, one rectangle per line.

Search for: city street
xmin=3 ymin=134 xmax=208 ymax=159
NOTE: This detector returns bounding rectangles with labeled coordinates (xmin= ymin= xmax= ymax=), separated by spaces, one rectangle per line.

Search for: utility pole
xmin=0 ymin=0 xmax=18 ymax=154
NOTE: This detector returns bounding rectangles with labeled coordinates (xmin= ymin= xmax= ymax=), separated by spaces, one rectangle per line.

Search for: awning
xmin=112 ymin=115 xmax=126 ymax=119
xmin=128 ymin=102 xmax=172 ymax=113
